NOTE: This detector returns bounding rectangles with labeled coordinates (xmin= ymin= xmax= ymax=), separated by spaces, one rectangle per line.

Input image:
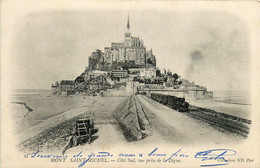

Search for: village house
xmin=111 ymin=70 xmax=128 ymax=80
xmin=129 ymin=67 xmax=157 ymax=78
xmin=60 ymin=80 xmax=75 ymax=92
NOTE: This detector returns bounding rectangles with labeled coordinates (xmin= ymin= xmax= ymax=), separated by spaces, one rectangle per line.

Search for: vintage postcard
xmin=1 ymin=0 xmax=260 ymax=167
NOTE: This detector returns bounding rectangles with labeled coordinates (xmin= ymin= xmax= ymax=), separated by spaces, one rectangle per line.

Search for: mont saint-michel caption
xmin=10 ymin=12 xmax=251 ymax=154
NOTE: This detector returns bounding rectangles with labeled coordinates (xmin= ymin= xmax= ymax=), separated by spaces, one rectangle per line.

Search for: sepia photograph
xmin=1 ymin=1 xmax=260 ymax=167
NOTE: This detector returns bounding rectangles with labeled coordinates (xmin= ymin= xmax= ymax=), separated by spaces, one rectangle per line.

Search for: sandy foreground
xmin=11 ymin=94 xmax=128 ymax=149
xmin=9 ymin=89 xmax=249 ymax=156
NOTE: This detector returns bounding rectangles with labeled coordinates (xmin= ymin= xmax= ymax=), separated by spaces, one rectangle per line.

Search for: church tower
xmin=125 ymin=14 xmax=132 ymax=46
xmin=127 ymin=14 xmax=130 ymax=30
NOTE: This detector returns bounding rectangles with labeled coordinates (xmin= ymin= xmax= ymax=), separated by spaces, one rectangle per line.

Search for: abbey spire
xmin=127 ymin=14 xmax=130 ymax=30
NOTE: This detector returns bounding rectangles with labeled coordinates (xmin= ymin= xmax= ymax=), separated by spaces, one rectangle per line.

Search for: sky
xmin=9 ymin=10 xmax=250 ymax=91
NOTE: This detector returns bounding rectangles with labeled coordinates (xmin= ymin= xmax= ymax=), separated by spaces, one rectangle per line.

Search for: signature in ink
xmin=195 ymin=149 xmax=237 ymax=167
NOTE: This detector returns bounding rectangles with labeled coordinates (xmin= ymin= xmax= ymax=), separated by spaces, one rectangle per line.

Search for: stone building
xmin=129 ymin=67 xmax=157 ymax=78
xmin=88 ymin=49 xmax=104 ymax=71
xmin=60 ymin=80 xmax=75 ymax=92
xmin=111 ymin=70 xmax=128 ymax=79
xmin=103 ymin=15 xmax=156 ymax=68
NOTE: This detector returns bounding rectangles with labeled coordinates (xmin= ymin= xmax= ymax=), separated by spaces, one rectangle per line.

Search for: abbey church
xmin=88 ymin=15 xmax=156 ymax=71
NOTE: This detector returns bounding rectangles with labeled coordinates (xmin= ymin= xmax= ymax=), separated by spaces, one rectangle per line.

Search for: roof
xmin=154 ymin=77 xmax=164 ymax=81
xmin=60 ymin=80 xmax=74 ymax=85
xmin=144 ymin=76 xmax=152 ymax=79
xmin=129 ymin=68 xmax=144 ymax=71
xmin=93 ymin=70 xmax=108 ymax=74
xmin=165 ymin=82 xmax=174 ymax=87
xmin=111 ymin=70 xmax=128 ymax=72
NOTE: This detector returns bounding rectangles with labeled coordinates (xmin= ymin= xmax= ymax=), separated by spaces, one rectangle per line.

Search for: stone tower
xmin=125 ymin=14 xmax=132 ymax=47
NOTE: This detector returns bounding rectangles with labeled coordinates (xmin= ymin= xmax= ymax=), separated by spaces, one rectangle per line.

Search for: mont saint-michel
xmin=11 ymin=15 xmax=251 ymax=155
xmin=51 ymin=15 xmax=213 ymax=99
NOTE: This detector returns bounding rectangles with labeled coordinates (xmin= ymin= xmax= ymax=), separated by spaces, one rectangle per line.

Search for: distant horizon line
xmin=10 ymin=88 xmax=251 ymax=92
